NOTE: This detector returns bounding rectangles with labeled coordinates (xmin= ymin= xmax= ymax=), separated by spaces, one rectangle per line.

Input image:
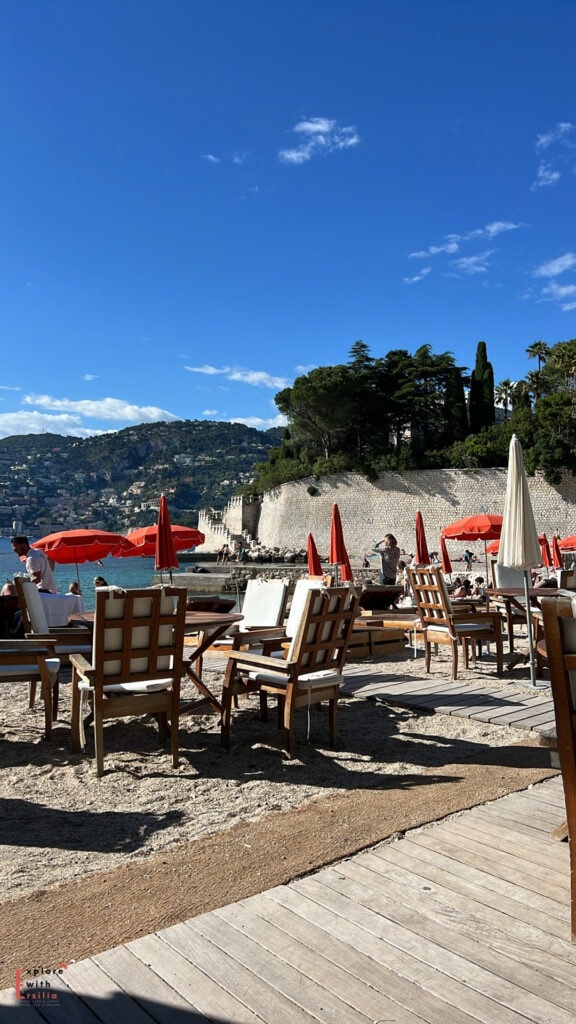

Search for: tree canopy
xmin=246 ymin=337 xmax=576 ymax=492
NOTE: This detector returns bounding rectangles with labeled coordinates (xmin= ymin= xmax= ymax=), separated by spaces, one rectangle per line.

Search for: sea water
xmin=0 ymin=537 xmax=182 ymax=611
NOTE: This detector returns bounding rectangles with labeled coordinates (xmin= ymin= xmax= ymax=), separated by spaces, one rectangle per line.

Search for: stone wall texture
xmin=196 ymin=469 xmax=576 ymax=559
xmin=254 ymin=469 xmax=576 ymax=560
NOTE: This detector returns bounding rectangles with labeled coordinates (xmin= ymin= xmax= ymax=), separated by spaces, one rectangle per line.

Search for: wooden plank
xmin=316 ymin=864 xmax=576 ymax=1014
xmin=214 ymin=901 xmax=423 ymax=1024
xmin=0 ymin=973 xmax=103 ymax=1023
xmin=161 ymin=918 xmax=319 ymax=1024
xmin=271 ymin=881 xmax=537 ymax=1024
xmin=363 ymin=841 xmax=576 ymax=966
xmin=239 ymin=890 xmax=480 ymax=1024
xmin=187 ymin=911 xmax=374 ymax=1024
xmin=373 ymin=833 xmax=572 ymax=940
xmin=337 ymin=853 xmax=576 ymax=988
xmin=93 ymin=945 xmax=209 ymax=1022
xmin=291 ymin=874 xmax=576 ymax=1024
xmin=50 ymin=958 xmax=158 ymax=1024
xmin=127 ymin=933 xmax=264 ymax=1024
xmin=449 ymin=816 xmax=568 ymax=867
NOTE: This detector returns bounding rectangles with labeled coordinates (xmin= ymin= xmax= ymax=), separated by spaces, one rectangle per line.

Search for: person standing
xmin=11 ymin=535 xmax=57 ymax=592
xmin=374 ymin=533 xmax=401 ymax=585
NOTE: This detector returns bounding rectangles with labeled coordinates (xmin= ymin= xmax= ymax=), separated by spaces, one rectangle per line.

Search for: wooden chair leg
xmin=28 ymin=680 xmax=37 ymax=709
xmin=328 ymin=696 xmax=338 ymax=747
xmin=451 ymin=640 xmax=459 ymax=680
xmin=94 ymin=703 xmax=105 ymax=777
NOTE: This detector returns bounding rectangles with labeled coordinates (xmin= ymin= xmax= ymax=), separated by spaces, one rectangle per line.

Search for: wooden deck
xmin=2 ymin=655 xmax=572 ymax=1022
xmin=1 ymin=777 xmax=572 ymax=1022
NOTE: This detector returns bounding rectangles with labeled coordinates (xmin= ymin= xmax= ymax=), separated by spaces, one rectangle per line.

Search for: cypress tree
xmin=468 ymin=341 xmax=495 ymax=433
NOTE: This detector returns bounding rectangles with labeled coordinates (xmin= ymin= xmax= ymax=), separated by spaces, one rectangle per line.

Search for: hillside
xmin=0 ymin=421 xmax=283 ymax=534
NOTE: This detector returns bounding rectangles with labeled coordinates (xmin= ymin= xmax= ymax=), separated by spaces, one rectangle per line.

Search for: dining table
xmin=68 ymin=607 xmax=244 ymax=717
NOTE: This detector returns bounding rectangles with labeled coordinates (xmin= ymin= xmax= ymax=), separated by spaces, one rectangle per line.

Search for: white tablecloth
xmin=39 ymin=593 xmax=86 ymax=627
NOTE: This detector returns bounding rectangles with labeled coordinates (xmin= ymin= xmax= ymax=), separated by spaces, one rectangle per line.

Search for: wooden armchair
xmin=408 ymin=565 xmax=503 ymax=680
xmin=541 ymin=594 xmax=576 ymax=942
xmin=221 ymin=586 xmax=360 ymax=758
xmin=70 ymin=586 xmax=187 ymax=776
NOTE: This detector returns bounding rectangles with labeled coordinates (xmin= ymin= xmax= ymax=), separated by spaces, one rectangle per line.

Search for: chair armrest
xmin=69 ymin=652 xmax=94 ymax=676
xmin=225 ymin=649 xmax=293 ymax=674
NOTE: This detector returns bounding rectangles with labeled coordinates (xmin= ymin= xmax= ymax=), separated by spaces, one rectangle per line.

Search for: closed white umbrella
xmin=498 ymin=434 xmax=541 ymax=685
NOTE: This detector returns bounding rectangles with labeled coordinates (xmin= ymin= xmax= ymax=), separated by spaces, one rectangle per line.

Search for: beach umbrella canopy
xmin=439 ymin=534 xmax=452 ymax=574
xmin=155 ymin=494 xmax=179 ymax=574
xmin=329 ymin=503 xmax=353 ymax=582
xmin=125 ymin=523 xmax=205 ymax=558
xmin=499 ymin=434 xmax=541 ymax=686
xmin=35 ymin=529 xmax=137 ymax=564
xmin=539 ymin=533 xmax=553 ymax=568
xmin=34 ymin=528 xmax=138 ymax=585
xmin=415 ymin=511 xmax=430 ymax=565
xmin=558 ymin=535 xmax=576 ymax=551
xmin=486 ymin=539 xmax=500 ymax=555
xmin=441 ymin=513 xmax=503 ymax=542
xmin=306 ymin=533 xmax=322 ymax=576
xmin=552 ymin=534 xmax=564 ymax=569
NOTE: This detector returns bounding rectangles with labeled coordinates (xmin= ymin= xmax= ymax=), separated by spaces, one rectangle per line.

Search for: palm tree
xmin=526 ymin=369 xmax=546 ymax=403
xmin=526 ymin=339 xmax=550 ymax=370
xmin=494 ymin=378 xmax=515 ymax=420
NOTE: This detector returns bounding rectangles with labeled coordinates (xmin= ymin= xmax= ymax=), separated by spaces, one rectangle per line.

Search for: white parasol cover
xmin=498 ymin=434 xmax=540 ymax=570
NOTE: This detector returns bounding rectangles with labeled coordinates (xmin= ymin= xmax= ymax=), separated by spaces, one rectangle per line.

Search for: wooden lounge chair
xmin=541 ymin=594 xmax=576 ymax=942
xmin=70 ymin=586 xmax=187 ymax=776
xmin=221 ymin=585 xmax=360 ymax=757
xmin=408 ymin=565 xmax=503 ymax=680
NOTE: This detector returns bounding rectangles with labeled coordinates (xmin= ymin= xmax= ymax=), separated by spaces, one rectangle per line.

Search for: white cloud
xmin=233 ymin=150 xmax=249 ymax=165
xmin=230 ymin=414 xmax=288 ymax=429
xmin=533 ymin=252 xmax=576 ymax=278
xmin=451 ymin=250 xmax=494 ymax=274
xmin=403 ymin=267 xmax=431 ymax=284
xmin=0 ymin=410 xmax=100 ymax=439
xmin=202 ymin=408 xmax=218 ymax=415
xmin=278 ymin=117 xmax=360 ymax=164
xmin=201 ymin=154 xmax=220 ymax=163
xmin=409 ymin=221 xmax=520 ymax=258
xmin=22 ymin=394 xmax=178 ymax=423
xmin=0 ymin=385 xmax=21 ymax=391
xmin=184 ymin=365 xmax=289 ymax=388
xmin=536 ymin=122 xmax=574 ymax=150
xmin=83 ymin=374 xmax=98 ymax=381
xmin=531 ymin=161 xmax=562 ymax=190
xmin=294 ymin=364 xmax=316 ymax=374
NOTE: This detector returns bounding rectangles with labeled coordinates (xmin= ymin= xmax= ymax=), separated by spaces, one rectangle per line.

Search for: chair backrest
xmin=286 ymin=586 xmax=360 ymax=673
xmin=493 ymin=562 xmax=525 ymax=589
xmin=285 ymin=578 xmax=327 ymax=639
xmin=14 ymin=576 xmax=50 ymax=633
xmin=541 ymin=594 xmax=576 ymax=941
xmin=240 ymin=578 xmax=289 ymax=629
xmin=407 ymin=566 xmax=452 ymax=628
xmin=92 ymin=586 xmax=187 ymax=687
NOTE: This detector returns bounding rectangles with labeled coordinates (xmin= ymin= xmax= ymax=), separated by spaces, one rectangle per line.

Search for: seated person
xmin=68 ymin=581 xmax=82 ymax=595
xmin=471 ymin=576 xmax=485 ymax=597
xmin=453 ymin=577 xmax=472 ymax=598
xmin=0 ymin=582 xmax=24 ymax=638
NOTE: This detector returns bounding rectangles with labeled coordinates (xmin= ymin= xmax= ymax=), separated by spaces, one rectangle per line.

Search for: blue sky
xmin=1 ymin=0 xmax=575 ymax=439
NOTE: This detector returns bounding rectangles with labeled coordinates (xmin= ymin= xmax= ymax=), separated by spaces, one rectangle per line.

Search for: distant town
xmin=0 ymin=421 xmax=282 ymax=537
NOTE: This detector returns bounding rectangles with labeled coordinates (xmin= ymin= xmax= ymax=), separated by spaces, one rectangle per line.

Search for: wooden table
xmin=69 ymin=608 xmax=243 ymax=716
xmin=181 ymin=610 xmax=243 ymax=716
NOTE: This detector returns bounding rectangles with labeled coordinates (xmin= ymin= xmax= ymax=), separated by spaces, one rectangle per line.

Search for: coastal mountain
xmin=0 ymin=420 xmax=283 ymax=535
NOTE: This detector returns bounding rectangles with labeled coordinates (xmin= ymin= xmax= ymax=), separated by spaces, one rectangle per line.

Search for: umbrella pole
xmin=523 ymin=570 xmax=538 ymax=687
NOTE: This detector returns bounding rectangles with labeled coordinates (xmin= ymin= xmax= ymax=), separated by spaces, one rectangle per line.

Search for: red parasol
xmin=329 ymin=504 xmax=353 ymax=582
xmin=35 ymin=529 xmax=137 ymax=564
xmin=441 ymin=513 xmax=503 ymax=541
xmin=415 ymin=511 xmax=430 ymax=565
xmin=155 ymin=494 xmax=179 ymax=574
xmin=558 ymin=535 xmax=576 ymax=551
xmin=35 ymin=528 xmax=138 ymax=585
xmin=552 ymin=534 xmax=564 ymax=569
xmin=439 ymin=534 xmax=452 ymax=574
xmin=125 ymin=523 xmax=205 ymax=558
xmin=486 ymin=539 xmax=500 ymax=554
xmin=306 ymin=533 xmax=322 ymax=576
xmin=539 ymin=533 xmax=552 ymax=568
